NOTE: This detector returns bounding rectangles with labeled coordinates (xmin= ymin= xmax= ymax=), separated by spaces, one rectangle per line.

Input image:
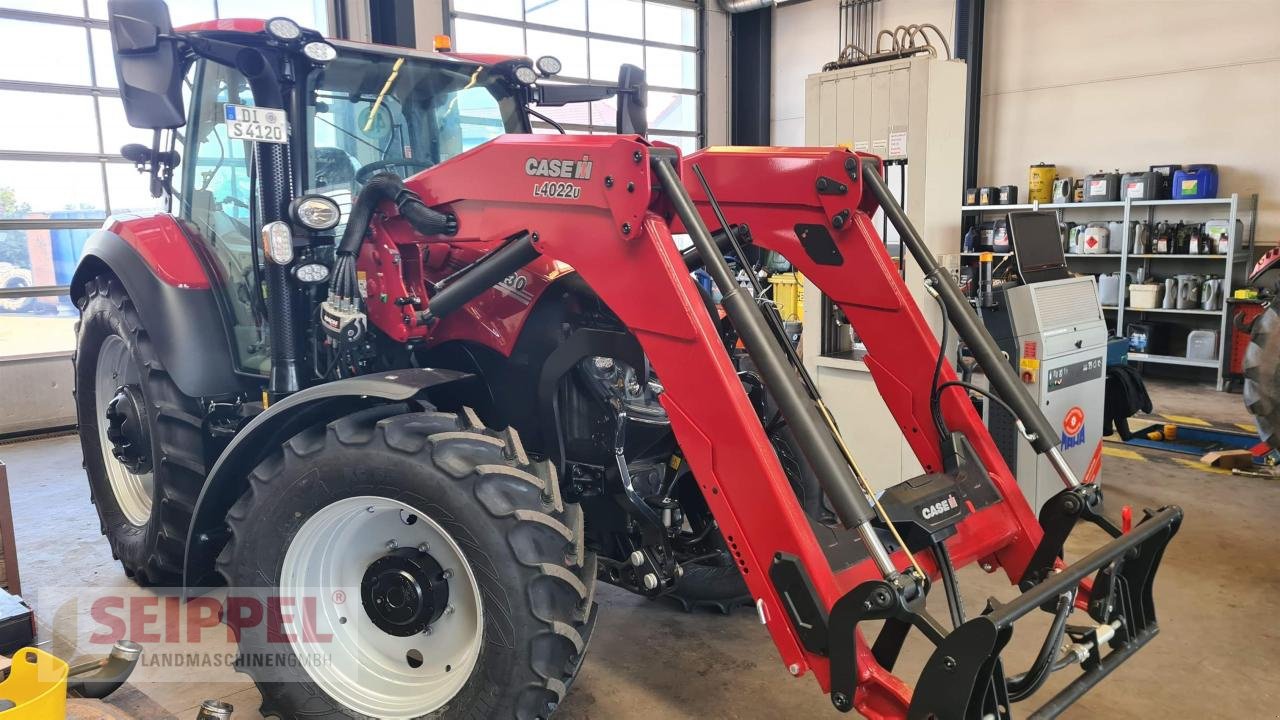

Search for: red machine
xmin=73 ymin=3 xmax=1181 ymax=718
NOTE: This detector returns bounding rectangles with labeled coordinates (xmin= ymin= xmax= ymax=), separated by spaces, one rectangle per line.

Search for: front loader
xmin=72 ymin=2 xmax=1182 ymax=718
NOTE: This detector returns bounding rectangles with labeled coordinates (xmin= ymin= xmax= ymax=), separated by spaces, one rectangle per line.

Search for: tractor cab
xmin=107 ymin=0 xmax=645 ymax=385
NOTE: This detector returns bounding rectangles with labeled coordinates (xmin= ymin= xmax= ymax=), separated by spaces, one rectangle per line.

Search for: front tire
xmin=219 ymin=406 xmax=597 ymax=719
xmin=74 ymin=273 xmax=206 ymax=586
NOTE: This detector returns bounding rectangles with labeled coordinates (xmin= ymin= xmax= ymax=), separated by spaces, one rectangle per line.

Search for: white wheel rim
xmin=94 ymin=334 xmax=154 ymax=526
xmin=280 ymin=495 xmax=484 ymax=719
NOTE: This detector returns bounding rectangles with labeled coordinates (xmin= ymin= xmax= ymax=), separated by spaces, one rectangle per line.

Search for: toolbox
xmin=1083 ymin=171 xmax=1121 ymax=202
xmin=1121 ymin=171 xmax=1162 ymax=200
xmin=1172 ymin=164 xmax=1218 ymax=199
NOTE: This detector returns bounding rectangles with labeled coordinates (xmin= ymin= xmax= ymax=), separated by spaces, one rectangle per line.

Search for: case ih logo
xmin=1061 ymin=406 xmax=1086 ymax=449
xmin=920 ymin=494 xmax=959 ymax=521
xmin=525 ymin=155 xmax=593 ymax=179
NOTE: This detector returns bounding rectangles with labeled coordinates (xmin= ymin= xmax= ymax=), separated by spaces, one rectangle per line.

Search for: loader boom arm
xmin=405 ymin=135 xmax=1181 ymax=718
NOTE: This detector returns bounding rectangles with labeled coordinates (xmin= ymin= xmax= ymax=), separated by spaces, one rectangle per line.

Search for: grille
xmin=1032 ymin=281 xmax=1100 ymax=330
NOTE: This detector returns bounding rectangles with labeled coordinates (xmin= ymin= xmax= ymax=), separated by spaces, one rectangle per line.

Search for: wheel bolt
xmin=386 ymin=539 xmax=399 ymax=550
xmin=444 ymin=605 xmax=455 ymax=616
xmin=441 ymin=569 xmax=453 ymax=580
xmin=418 ymin=543 xmax=430 ymax=553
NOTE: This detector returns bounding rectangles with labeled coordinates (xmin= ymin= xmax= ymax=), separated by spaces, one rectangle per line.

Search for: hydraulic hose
xmin=1005 ymin=593 xmax=1072 ymax=701
xmin=337 ymin=172 xmax=457 ymax=254
xmin=331 ymin=172 xmax=457 ymax=310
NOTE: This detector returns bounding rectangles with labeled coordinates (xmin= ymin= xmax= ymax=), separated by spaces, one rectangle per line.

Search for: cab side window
xmin=179 ymin=60 xmax=269 ymax=375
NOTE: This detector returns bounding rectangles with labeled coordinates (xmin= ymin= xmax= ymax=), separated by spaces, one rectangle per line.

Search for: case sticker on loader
xmin=224 ymin=104 xmax=288 ymax=144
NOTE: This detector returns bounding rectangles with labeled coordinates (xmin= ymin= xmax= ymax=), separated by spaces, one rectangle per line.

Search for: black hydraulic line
xmin=338 ymin=172 xmax=456 ymax=255
xmin=932 ymin=541 xmax=965 ymax=630
xmin=1005 ymin=593 xmax=1072 ymax=702
xmin=859 ymin=157 xmax=1060 ymax=453
xmin=652 ymin=158 xmax=876 ymax=528
xmin=416 ymin=234 xmax=539 ymax=324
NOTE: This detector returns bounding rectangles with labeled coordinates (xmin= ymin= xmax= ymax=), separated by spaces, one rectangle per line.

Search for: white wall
xmin=773 ymin=0 xmax=1280 ymax=240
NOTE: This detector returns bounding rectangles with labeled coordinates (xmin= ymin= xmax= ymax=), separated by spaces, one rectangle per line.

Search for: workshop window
xmin=0 ymin=2 xmax=328 ymax=361
xmin=448 ymin=0 xmax=703 ymax=149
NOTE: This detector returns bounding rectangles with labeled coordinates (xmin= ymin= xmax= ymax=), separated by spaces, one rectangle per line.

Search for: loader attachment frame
xmin=402 ymin=135 xmax=1181 ymax=718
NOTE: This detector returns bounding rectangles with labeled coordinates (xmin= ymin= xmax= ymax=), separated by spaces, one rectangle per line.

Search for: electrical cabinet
xmin=801 ymin=56 xmax=966 ymax=493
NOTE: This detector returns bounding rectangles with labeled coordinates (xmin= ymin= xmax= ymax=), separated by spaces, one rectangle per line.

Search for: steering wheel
xmin=355 ymin=159 xmax=435 ymax=184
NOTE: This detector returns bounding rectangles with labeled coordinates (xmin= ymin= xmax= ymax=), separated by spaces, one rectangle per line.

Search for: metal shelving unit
xmin=961 ymin=194 xmax=1260 ymax=390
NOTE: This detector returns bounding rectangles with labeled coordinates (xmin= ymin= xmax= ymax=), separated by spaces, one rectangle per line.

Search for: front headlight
xmin=266 ymin=17 xmax=303 ymax=41
xmin=303 ymin=41 xmax=337 ymax=63
xmin=261 ymin=221 xmax=294 ymax=265
xmin=513 ymin=64 xmax=539 ymax=86
xmin=289 ymin=194 xmax=342 ymax=231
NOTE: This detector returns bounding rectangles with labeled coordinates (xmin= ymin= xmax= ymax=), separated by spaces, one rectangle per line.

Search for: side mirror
xmin=109 ymin=0 xmax=186 ymax=129
xmin=615 ymin=64 xmax=648 ymax=137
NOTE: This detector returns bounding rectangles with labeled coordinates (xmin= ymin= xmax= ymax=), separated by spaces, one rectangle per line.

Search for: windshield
xmin=305 ymin=49 xmax=524 ymax=202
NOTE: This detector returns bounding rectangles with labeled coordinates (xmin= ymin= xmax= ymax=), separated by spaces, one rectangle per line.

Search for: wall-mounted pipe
xmin=718 ymin=0 xmax=809 ymax=13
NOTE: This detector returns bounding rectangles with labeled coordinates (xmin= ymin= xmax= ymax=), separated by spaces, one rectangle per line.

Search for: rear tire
xmin=74 ymin=273 xmax=206 ymax=586
xmin=1244 ymin=303 xmax=1280 ymax=448
xmin=219 ymin=406 xmax=597 ymax=719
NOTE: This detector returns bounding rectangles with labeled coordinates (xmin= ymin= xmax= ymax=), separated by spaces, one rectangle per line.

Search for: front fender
xmin=182 ymin=368 xmax=472 ymax=587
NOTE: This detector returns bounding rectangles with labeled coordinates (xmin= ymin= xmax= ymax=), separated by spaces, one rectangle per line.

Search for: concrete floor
xmin=0 ymin=378 xmax=1276 ymax=718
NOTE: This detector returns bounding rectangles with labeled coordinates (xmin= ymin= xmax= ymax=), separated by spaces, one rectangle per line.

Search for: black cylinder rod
xmin=859 ymin=157 xmax=1059 ymax=453
xmin=652 ymin=158 xmax=877 ymax=529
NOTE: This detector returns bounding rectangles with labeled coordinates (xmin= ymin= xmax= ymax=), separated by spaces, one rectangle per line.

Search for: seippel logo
xmin=921 ymin=495 xmax=959 ymax=520
xmin=525 ymin=155 xmax=593 ymax=180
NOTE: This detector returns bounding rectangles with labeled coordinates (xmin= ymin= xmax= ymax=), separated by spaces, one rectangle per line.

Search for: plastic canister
xmin=1083 ymin=171 xmax=1121 ymax=202
xmin=1203 ymin=218 xmax=1243 ymax=254
xmin=1097 ymin=272 xmax=1129 ymax=307
xmin=1172 ymin=164 xmax=1219 ymax=199
xmin=1162 ymin=278 xmax=1178 ymax=308
xmin=1077 ymin=223 xmax=1110 ymax=254
xmin=1131 ymin=221 xmax=1151 ymax=254
xmin=1201 ymin=277 xmax=1222 ymax=310
xmin=1121 ymin=171 xmax=1162 ymax=200
xmin=1106 ymin=221 xmax=1134 ymax=253
xmin=1028 ymin=163 xmax=1056 ymax=203
xmin=991 ymin=219 xmax=1011 ymax=253
xmin=1186 ymin=329 xmax=1219 ymax=361
xmin=1052 ymin=177 xmax=1074 ymax=203
xmin=1175 ymin=274 xmax=1202 ymax=309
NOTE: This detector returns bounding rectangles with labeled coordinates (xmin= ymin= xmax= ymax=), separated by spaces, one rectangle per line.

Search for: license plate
xmin=224 ymin=104 xmax=288 ymax=144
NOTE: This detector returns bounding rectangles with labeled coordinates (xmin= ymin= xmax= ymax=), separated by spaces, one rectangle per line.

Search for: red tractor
xmin=76 ymin=2 xmax=1182 ymax=718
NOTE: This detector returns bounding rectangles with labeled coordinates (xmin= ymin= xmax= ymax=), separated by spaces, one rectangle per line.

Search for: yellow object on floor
xmin=1160 ymin=414 xmax=1212 ymax=427
xmin=0 ymin=648 xmax=68 ymax=718
xmin=769 ymin=272 xmax=805 ymax=321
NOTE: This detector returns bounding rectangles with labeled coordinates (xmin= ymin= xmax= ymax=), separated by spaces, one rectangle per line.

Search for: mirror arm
xmin=533 ymin=83 xmax=620 ymax=107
